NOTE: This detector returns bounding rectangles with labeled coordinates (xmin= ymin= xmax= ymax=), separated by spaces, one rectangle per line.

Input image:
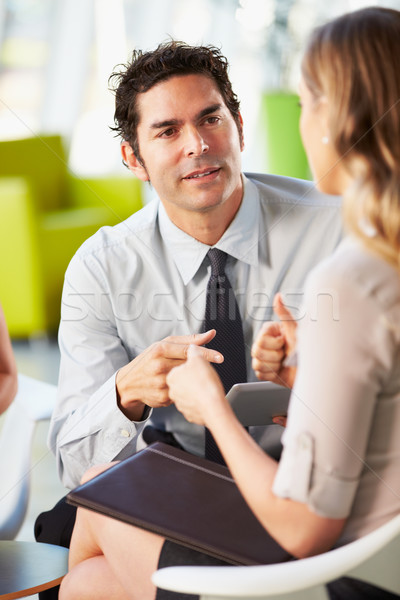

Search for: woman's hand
xmin=251 ymin=293 xmax=298 ymax=389
xmin=166 ymin=345 xmax=226 ymax=426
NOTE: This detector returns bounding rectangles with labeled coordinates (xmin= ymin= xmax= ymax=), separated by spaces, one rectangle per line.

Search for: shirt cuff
xmin=272 ymin=432 xmax=359 ymax=519
xmin=133 ymin=404 xmax=152 ymax=423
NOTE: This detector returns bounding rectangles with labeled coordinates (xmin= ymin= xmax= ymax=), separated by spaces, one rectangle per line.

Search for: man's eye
xmin=160 ymin=128 xmax=175 ymax=138
xmin=206 ymin=116 xmax=220 ymax=124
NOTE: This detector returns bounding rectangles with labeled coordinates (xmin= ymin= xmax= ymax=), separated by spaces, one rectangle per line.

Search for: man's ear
xmin=238 ymin=112 xmax=245 ymax=152
xmin=121 ymin=141 xmax=149 ymax=181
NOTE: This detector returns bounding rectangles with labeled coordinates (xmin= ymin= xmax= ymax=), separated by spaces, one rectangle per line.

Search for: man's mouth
xmin=183 ymin=168 xmax=220 ymax=180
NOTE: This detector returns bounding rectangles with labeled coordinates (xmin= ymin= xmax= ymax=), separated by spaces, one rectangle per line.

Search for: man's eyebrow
xmin=150 ymin=118 xmax=180 ymax=130
xmin=197 ymin=103 xmax=222 ymax=119
xmin=149 ymin=104 xmax=223 ymax=130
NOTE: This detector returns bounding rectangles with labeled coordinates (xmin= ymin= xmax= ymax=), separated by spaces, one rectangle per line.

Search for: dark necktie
xmin=203 ymin=248 xmax=247 ymax=463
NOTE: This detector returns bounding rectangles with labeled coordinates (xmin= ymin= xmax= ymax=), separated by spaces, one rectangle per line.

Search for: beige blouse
xmin=273 ymin=236 xmax=400 ymax=546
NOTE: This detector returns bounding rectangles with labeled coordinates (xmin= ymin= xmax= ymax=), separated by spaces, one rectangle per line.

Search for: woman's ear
xmin=121 ymin=141 xmax=149 ymax=181
xmin=318 ymin=96 xmax=330 ymax=142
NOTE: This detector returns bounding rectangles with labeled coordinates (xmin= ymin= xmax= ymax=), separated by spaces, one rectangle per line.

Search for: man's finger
xmin=252 ymin=358 xmax=282 ymax=374
xmin=259 ymin=321 xmax=283 ymax=337
xmin=252 ymin=333 xmax=285 ymax=354
xmin=254 ymin=370 xmax=280 ymax=384
xmin=187 ymin=344 xmax=203 ymax=359
xmin=165 ymin=329 xmax=216 ymax=346
xmin=272 ymin=416 xmax=287 ymax=427
xmin=155 ymin=340 xmax=223 ymax=363
xmin=251 ymin=346 xmax=285 ymax=363
xmin=196 ymin=346 xmax=224 ymax=363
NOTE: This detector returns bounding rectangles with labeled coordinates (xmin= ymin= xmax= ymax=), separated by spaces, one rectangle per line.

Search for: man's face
xmin=124 ymin=74 xmax=244 ymax=226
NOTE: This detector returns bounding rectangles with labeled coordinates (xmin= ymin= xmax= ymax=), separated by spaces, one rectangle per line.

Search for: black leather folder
xmin=67 ymin=442 xmax=292 ymax=566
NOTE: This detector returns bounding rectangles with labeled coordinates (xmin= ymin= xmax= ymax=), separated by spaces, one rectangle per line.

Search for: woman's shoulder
xmin=306 ymin=236 xmax=400 ymax=311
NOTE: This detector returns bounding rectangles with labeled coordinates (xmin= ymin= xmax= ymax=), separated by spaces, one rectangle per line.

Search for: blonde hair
xmin=302 ymin=7 xmax=400 ymax=269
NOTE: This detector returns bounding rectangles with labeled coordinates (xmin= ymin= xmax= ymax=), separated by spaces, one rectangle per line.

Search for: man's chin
xmin=182 ymin=195 xmax=226 ymax=213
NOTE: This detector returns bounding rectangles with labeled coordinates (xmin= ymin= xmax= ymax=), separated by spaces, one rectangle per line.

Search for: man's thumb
xmin=273 ymin=294 xmax=297 ymax=357
xmin=273 ymin=293 xmax=295 ymax=324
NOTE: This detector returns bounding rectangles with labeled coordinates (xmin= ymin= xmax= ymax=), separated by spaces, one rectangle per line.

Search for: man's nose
xmin=184 ymin=127 xmax=209 ymax=157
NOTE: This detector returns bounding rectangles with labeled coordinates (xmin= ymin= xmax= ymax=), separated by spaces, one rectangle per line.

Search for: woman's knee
xmin=59 ymin=570 xmax=81 ymax=600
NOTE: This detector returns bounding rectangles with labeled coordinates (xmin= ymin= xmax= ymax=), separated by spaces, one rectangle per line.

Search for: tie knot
xmin=207 ymin=248 xmax=227 ymax=277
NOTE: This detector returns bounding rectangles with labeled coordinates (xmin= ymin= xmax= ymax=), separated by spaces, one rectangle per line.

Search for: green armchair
xmin=0 ymin=135 xmax=143 ymax=337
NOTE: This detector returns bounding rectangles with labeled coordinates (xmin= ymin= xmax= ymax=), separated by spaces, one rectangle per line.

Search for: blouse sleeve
xmin=272 ymin=259 xmax=396 ymax=519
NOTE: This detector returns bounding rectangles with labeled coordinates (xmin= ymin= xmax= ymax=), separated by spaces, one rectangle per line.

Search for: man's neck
xmin=162 ymin=191 xmax=243 ymax=246
xmin=178 ymin=212 xmax=239 ymax=246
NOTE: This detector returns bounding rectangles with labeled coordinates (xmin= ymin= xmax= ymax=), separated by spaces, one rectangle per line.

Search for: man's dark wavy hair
xmin=109 ymin=40 xmax=242 ymax=161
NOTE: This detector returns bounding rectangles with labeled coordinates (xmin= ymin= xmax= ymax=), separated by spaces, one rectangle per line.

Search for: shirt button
xmin=121 ymin=429 xmax=130 ymax=438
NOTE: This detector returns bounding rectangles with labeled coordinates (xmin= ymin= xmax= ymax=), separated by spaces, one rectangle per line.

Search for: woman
xmin=60 ymin=7 xmax=400 ymax=600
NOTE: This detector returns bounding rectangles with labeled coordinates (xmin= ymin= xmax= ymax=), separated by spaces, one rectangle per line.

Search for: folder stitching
xmin=148 ymin=446 xmax=234 ymax=483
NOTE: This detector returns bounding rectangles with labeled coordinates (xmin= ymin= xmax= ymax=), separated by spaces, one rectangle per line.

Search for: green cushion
xmin=0 ymin=135 xmax=68 ymax=211
xmin=0 ymin=178 xmax=45 ymax=335
xmin=260 ymin=92 xmax=310 ymax=180
xmin=67 ymin=176 xmax=143 ymax=223
xmin=0 ymin=136 xmax=144 ymax=337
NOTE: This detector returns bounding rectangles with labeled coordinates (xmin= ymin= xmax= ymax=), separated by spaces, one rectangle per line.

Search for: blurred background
xmin=1 ymin=0 xmax=400 ymax=341
xmin=3 ymin=0 xmax=400 ymax=176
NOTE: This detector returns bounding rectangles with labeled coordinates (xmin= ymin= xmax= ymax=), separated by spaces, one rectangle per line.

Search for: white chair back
xmin=0 ymin=374 xmax=57 ymax=540
xmin=152 ymin=513 xmax=400 ymax=600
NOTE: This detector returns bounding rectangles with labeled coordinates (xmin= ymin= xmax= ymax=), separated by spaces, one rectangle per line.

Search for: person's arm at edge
xmin=0 ymin=303 xmax=17 ymax=415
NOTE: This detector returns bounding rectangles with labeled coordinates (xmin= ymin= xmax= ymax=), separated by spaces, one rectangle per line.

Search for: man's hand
xmin=251 ymin=293 xmax=297 ymax=389
xmin=116 ymin=330 xmax=223 ymax=420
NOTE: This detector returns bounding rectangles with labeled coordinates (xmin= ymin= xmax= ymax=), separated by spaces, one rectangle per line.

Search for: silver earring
xmin=321 ymin=136 xmax=329 ymax=144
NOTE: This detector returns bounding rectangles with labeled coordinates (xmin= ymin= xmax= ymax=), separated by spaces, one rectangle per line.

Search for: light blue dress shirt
xmin=50 ymin=173 xmax=342 ymax=488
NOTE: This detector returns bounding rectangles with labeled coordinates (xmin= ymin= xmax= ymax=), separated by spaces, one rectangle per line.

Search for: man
xmin=36 ymin=41 xmax=342 ymax=575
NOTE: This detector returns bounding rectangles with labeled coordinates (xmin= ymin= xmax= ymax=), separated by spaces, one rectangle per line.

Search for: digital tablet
xmin=226 ymin=381 xmax=291 ymax=426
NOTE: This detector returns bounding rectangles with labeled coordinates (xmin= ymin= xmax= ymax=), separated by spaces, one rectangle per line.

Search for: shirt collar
xmin=158 ymin=174 xmax=260 ymax=285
